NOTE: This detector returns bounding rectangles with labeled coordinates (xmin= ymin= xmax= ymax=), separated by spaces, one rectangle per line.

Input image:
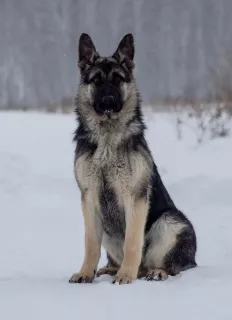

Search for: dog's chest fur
xmin=75 ymin=130 xmax=149 ymax=238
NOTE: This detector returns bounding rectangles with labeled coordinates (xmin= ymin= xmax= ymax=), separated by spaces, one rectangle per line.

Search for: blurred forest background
xmin=1 ymin=0 xmax=232 ymax=111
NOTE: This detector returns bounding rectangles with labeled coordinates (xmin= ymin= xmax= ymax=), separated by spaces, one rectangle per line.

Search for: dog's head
xmin=77 ymin=33 xmax=136 ymax=118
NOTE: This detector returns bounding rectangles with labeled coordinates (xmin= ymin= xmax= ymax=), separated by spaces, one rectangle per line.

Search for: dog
xmin=69 ymin=33 xmax=197 ymax=285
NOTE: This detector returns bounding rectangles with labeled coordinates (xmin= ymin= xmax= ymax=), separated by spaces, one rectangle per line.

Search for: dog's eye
xmin=113 ymin=73 xmax=124 ymax=85
xmin=90 ymin=74 xmax=102 ymax=85
xmin=93 ymin=77 xmax=102 ymax=85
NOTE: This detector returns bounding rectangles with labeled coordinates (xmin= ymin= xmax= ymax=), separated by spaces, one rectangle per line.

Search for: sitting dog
xmin=69 ymin=33 xmax=197 ymax=284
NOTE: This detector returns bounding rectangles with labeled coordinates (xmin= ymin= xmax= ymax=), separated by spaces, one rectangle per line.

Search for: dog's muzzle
xmin=93 ymin=85 xmax=123 ymax=115
xmin=101 ymin=95 xmax=115 ymax=113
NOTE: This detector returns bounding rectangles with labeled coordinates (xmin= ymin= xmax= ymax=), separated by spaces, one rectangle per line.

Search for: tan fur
xmin=69 ymin=193 xmax=102 ymax=283
xmin=114 ymin=198 xmax=149 ymax=282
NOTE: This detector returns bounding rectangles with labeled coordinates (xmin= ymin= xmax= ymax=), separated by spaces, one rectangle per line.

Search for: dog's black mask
xmin=89 ymin=61 xmax=124 ymax=115
xmin=78 ymin=33 xmax=135 ymax=116
xmin=93 ymin=81 xmax=123 ymax=115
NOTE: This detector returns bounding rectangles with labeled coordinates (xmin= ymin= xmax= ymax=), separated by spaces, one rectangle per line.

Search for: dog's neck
xmin=86 ymin=107 xmax=144 ymax=147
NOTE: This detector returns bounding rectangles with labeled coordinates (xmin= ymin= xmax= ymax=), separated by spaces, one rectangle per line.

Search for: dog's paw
xmin=145 ymin=269 xmax=168 ymax=281
xmin=112 ymin=274 xmax=133 ymax=285
xmin=96 ymin=267 xmax=118 ymax=277
xmin=112 ymin=270 xmax=136 ymax=285
xmin=69 ymin=272 xmax=94 ymax=284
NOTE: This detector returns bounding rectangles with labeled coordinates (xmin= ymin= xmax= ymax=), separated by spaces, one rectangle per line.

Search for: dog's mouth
xmin=94 ymin=105 xmax=123 ymax=117
xmin=104 ymin=109 xmax=114 ymax=114
xmin=93 ymin=101 xmax=123 ymax=116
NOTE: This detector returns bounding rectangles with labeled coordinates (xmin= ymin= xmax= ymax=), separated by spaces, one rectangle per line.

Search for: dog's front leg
xmin=69 ymin=191 xmax=102 ymax=283
xmin=113 ymin=197 xmax=148 ymax=284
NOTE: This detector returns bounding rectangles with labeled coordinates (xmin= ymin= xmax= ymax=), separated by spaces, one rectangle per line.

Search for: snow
xmin=1 ymin=110 xmax=232 ymax=319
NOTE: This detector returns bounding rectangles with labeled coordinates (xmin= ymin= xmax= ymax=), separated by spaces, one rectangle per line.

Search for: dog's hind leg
xmin=143 ymin=211 xmax=197 ymax=281
xmin=163 ymin=228 xmax=197 ymax=276
xmin=96 ymin=252 xmax=119 ymax=277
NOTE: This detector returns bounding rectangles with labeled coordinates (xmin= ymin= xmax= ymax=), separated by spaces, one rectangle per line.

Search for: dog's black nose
xmin=102 ymin=95 xmax=114 ymax=105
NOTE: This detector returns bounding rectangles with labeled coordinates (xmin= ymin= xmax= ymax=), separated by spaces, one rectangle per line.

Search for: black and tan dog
xmin=69 ymin=33 xmax=197 ymax=285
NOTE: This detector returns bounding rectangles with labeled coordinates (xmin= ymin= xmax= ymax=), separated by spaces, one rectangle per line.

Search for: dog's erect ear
xmin=78 ymin=33 xmax=99 ymax=70
xmin=113 ymin=34 xmax=134 ymax=70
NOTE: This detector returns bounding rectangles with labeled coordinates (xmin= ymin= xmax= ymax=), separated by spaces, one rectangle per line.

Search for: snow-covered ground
xmin=1 ymin=110 xmax=232 ymax=319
